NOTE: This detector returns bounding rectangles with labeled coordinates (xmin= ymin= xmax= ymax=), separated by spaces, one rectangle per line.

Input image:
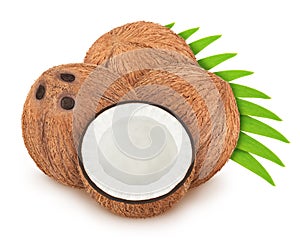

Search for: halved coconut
xmin=78 ymin=102 xmax=195 ymax=217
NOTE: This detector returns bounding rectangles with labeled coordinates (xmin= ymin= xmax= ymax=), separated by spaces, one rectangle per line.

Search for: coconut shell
xmin=22 ymin=63 xmax=137 ymax=188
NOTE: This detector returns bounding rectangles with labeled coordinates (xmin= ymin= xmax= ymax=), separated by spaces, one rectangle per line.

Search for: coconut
xmin=78 ymin=101 xmax=195 ymax=218
xmin=22 ymin=63 xmax=137 ymax=188
xmin=133 ymin=70 xmax=240 ymax=188
xmin=84 ymin=21 xmax=196 ymax=66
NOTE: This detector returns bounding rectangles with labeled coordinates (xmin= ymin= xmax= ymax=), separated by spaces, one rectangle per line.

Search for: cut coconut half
xmin=79 ymin=101 xmax=194 ymax=202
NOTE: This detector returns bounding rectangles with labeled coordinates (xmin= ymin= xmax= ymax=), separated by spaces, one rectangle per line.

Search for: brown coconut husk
xmin=84 ymin=21 xmax=196 ymax=65
xmin=191 ymin=72 xmax=240 ymax=187
xmin=22 ymin=63 xmax=137 ymax=188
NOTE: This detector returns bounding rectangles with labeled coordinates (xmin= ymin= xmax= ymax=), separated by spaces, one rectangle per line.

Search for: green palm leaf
xmin=230 ymin=83 xmax=270 ymax=99
xmin=172 ymin=22 xmax=288 ymax=186
xmin=178 ymin=27 xmax=200 ymax=40
xmin=236 ymin=132 xmax=284 ymax=166
xmin=231 ymin=149 xmax=275 ymax=186
xmin=165 ymin=22 xmax=175 ymax=29
xmin=198 ymin=53 xmax=237 ymax=70
xmin=214 ymin=70 xmax=254 ymax=81
xmin=240 ymin=116 xmax=289 ymax=143
xmin=189 ymin=35 xmax=221 ymax=55
xmin=236 ymin=99 xmax=281 ymax=121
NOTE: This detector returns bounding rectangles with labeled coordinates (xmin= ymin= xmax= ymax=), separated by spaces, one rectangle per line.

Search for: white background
xmin=0 ymin=0 xmax=299 ymax=241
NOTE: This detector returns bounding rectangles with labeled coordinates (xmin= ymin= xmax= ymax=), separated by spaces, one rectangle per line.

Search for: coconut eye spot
xmin=61 ymin=96 xmax=75 ymax=110
xmin=60 ymin=73 xmax=75 ymax=82
xmin=36 ymin=84 xmax=46 ymax=100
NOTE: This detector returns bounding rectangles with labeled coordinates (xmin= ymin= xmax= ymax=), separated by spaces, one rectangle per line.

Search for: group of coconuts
xmin=22 ymin=21 xmax=239 ymax=218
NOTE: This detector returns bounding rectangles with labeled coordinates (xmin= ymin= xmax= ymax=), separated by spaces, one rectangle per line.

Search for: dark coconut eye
xmin=60 ymin=73 xmax=75 ymax=82
xmin=61 ymin=96 xmax=75 ymax=110
xmin=36 ymin=85 xmax=46 ymax=100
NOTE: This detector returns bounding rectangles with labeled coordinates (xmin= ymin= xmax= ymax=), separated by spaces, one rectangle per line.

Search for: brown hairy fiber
xmin=190 ymin=72 xmax=240 ymax=187
xmin=84 ymin=21 xmax=196 ymax=65
xmin=22 ymin=64 xmax=95 ymax=188
xmin=22 ymin=63 xmax=137 ymax=188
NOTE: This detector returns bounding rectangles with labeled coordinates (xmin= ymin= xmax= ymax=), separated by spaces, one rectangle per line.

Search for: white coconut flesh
xmin=80 ymin=102 xmax=193 ymax=201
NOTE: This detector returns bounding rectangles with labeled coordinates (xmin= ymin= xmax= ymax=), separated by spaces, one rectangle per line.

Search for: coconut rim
xmin=78 ymin=100 xmax=195 ymax=204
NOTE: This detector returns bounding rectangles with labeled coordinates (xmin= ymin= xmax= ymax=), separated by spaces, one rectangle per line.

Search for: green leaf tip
xmin=198 ymin=53 xmax=237 ymax=70
xmin=236 ymin=132 xmax=285 ymax=167
xmin=178 ymin=27 xmax=200 ymax=40
xmin=231 ymin=149 xmax=275 ymax=186
xmin=236 ymin=99 xmax=282 ymax=121
xmin=240 ymin=116 xmax=289 ymax=143
xmin=189 ymin=35 xmax=222 ymax=55
xmin=214 ymin=70 xmax=254 ymax=82
xmin=230 ymin=83 xmax=271 ymax=99
xmin=165 ymin=22 xmax=175 ymax=29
